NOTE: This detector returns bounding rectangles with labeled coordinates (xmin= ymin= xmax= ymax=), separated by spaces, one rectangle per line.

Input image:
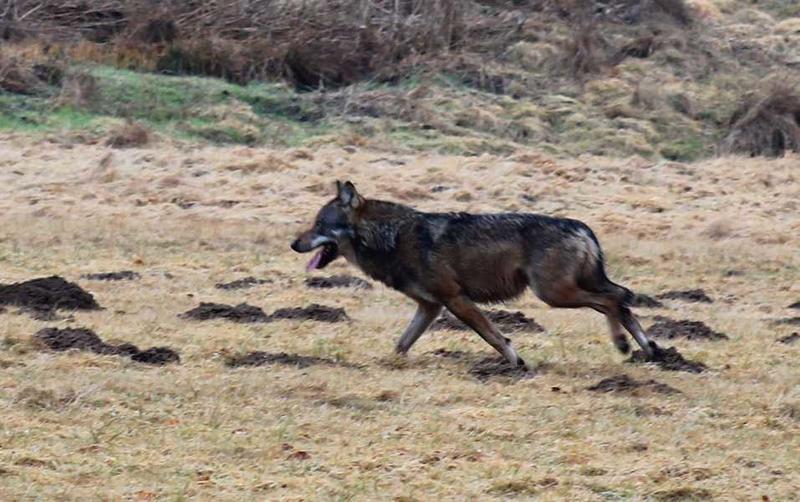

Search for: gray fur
xmin=291 ymin=181 xmax=656 ymax=369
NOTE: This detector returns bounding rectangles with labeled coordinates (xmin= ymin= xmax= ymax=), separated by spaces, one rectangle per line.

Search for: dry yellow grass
xmin=0 ymin=133 xmax=798 ymax=500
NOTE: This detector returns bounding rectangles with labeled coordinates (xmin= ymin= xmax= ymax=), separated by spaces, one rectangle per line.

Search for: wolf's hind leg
xmin=619 ymin=305 xmax=656 ymax=358
xmin=606 ymin=315 xmax=630 ymax=354
xmin=443 ymin=296 xmax=527 ymax=368
xmin=533 ymin=283 xmax=633 ymax=355
xmin=395 ymin=301 xmax=443 ymax=355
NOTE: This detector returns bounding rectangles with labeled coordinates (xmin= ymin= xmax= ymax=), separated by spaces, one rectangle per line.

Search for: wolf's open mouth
xmin=306 ymin=243 xmax=339 ymax=271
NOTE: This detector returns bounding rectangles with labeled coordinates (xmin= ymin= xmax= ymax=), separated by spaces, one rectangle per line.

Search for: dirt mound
xmin=775 ymin=317 xmax=800 ymax=327
xmin=130 ymin=347 xmax=181 ymax=365
xmin=34 ymin=327 xmax=110 ymax=353
xmin=225 ymin=351 xmax=357 ymax=369
xmin=431 ymin=309 xmax=544 ymax=333
xmin=305 ymin=275 xmax=373 ymax=290
xmin=182 ymin=302 xmax=348 ymax=323
xmin=214 ymin=277 xmax=271 ymax=290
xmin=269 ymin=304 xmax=349 ymax=323
xmin=180 ymin=302 xmax=270 ymax=323
xmin=33 ymin=327 xmax=179 ymax=365
xmin=777 ymin=333 xmax=800 ymax=345
xmin=627 ymin=344 xmax=706 ymax=373
xmin=788 ymin=301 xmax=800 ymax=310
xmin=587 ymin=374 xmax=680 ymax=396
xmin=656 ymin=289 xmax=713 ymax=303
xmin=631 ymin=293 xmax=664 ymax=308
xmin=0 ymin=276 xmax=101 ymax=313
xmin=81 ymin=271 xmax=141 ymax=281
xmin=429 ymin=349 xmax=533 ymax=381
xmin=646 ymin=318 xmax=729 ymax=341
xmin=469 ymin=356 xmax=532 ymax=382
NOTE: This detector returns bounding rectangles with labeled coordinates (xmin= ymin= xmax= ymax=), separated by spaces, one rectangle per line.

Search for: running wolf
xmin=291 ymin=181 xmax=656 ymax=369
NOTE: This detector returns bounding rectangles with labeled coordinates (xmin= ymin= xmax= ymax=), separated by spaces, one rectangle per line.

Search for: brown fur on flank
xmin=291 ymin=181 xmax=657 ymax=370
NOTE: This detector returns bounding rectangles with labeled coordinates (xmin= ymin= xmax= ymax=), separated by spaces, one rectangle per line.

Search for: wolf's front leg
xmin=395 ymin=301 xmax=443 ymax=355
xmin=442 ymin=296 xmax=528 ymax=369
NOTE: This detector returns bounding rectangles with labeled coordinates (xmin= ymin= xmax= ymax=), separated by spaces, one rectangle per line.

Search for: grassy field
xmin=0 ymin=133 xmax=798 ymax=500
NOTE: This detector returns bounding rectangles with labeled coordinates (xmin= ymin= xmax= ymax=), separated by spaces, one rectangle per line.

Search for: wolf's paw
xmin=645 ymin=340 xmax=660 ymax=360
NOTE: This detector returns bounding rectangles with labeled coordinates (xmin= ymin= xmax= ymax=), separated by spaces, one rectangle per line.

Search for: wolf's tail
xmin=578 ymin=225 xmax=635 ymax=306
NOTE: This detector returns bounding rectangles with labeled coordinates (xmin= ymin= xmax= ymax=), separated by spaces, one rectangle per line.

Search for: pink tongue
xmin=306 ymin=249 xmax=323 ymax=271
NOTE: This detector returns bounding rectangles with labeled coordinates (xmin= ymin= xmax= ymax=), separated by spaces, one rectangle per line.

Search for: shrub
xmin=722 ymin=84 xmax=800 ymax=157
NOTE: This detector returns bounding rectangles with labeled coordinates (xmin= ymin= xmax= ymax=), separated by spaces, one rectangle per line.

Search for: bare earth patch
xmin=468 ymin=356 xmax=532 ymax=382
xmin=431 ymin=309 xmax=544 ymax=333
xmin=0 ymin=276 xmax=101 ymax=314
xmin=430 ymin=349 xmax=533 ymax=382
xmin=225 ymin=351 xmax=360 ymax=369
xmin=304 ymin=275 xmax=373 ymax=290
xmin=269 ymin=304 xmax=349 ymax=323
xmin=180 ymin=302 xmax=270 ymax=323
xmin=181 ymin=302 xmax=348 ymax=323
xmin=587 ymin=374 xmax=681 ymax=396
xmin=80 ymin=271 xmax=141 ymax=281
xmin=777 ymin=333 xmax=800 ymax=345
xmin=34 ymin=327 xmax=179 ymax=365
xmin=656 ymin=289 xmax=714 ymax=303
xmin=774 ymin=317 xmax=800 ymax=327
xmin=214 ymin=276 xmax=272 ymax=290
xmin=627 ymin=345 xmax=707 ymax=373
xmin=646 ymin=317 xmax=729 ymax=341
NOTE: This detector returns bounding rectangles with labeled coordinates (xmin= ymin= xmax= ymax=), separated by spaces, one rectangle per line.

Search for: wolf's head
xmin=291 ymin=181 xmax=363 ymax=270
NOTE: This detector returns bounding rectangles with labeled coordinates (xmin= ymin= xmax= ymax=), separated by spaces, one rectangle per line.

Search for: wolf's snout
xmin=290 ymin=239 xmax=304 ymax=253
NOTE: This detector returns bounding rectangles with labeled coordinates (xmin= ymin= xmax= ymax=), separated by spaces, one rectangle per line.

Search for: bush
xmin=106 ymin=120 xmax=150 ymax=148
xmin=722 ymin=84 xmax=800 ymax=157
xmin=0 ymin=56 xmax=41 ymax=94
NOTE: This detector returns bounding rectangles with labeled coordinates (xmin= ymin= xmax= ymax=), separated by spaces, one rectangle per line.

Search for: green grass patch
xmin=0 ymin=65 xmax=331 ymax=146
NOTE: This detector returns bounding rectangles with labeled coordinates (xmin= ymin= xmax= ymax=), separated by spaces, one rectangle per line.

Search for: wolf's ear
xmin=337 ymin=180 xmax=363 ymax=209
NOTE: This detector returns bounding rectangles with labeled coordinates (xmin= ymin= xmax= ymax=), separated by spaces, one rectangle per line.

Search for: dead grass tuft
xmin=722 ymin=83 xmax=800 ymax=157
xmin=701 ymin=219 xmax=734 ymax=240
xmin=155 ymin=37 xmax=269 ymax=85
xmin=55 ymin=71 xmax=98 ymax=108
xmin=105 ymin=121 xmax=150 ymax=148
xmin=0 ymin=54 xmax=42 ymax=94
xmin=566 ymin=21 xmax=607 ymax=79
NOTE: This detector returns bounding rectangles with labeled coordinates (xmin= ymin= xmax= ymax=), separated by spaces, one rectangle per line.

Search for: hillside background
xmin=2 ymin=0 xmax=800 ymax=160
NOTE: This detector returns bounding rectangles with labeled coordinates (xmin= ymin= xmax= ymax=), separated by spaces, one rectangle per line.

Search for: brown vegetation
xmin=0 ymin=136 xmax=799 ymax=498
xmin=2 ymin=0 xmax=698 ymax=89
xmin=2 ymin=0 xmax=799 ymax=161
xmin=722 ymin=84 xmax=800 ymax=157
xmin=105 ymin=120 xmax=150 ymax=148
xmin=0 ymin=54 xmax=42 ymax=94
xmin=3 ymin=0 xmax=475 ymax=88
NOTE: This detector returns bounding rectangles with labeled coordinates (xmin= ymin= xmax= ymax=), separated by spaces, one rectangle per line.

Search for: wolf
xmin=291 ymin=181 xmax=657 ymax=369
